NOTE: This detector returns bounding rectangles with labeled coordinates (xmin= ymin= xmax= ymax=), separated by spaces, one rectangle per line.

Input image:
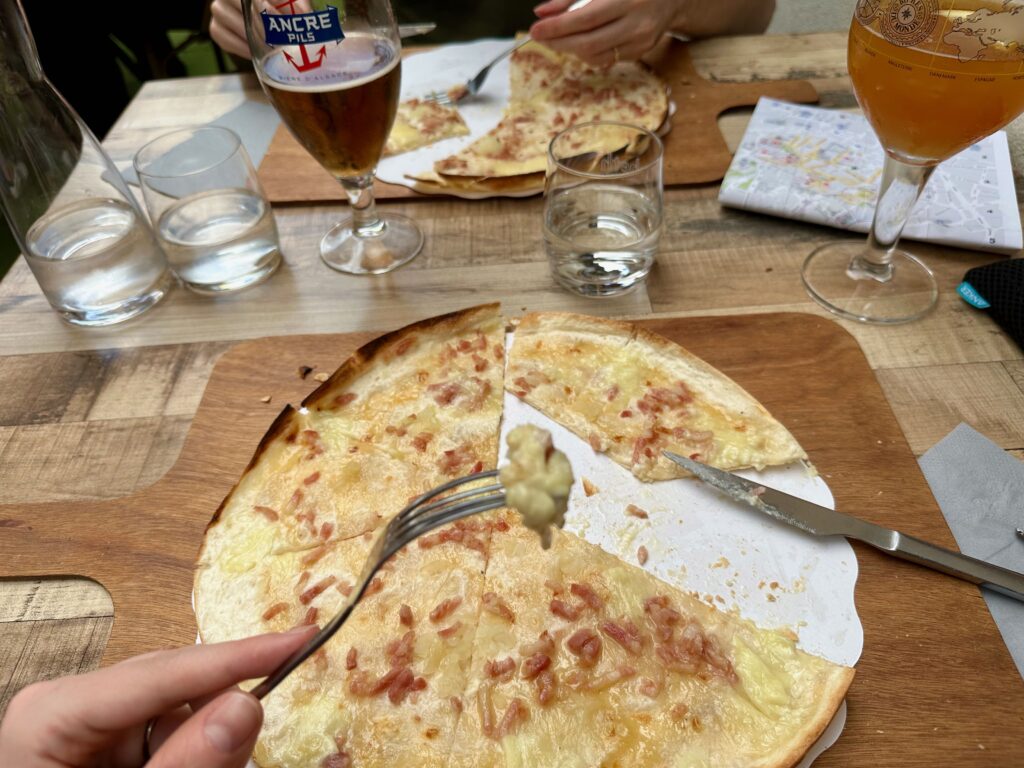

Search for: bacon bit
xmin=494 ymin=518 xmax=510 ymax=532
xmin=349 ymin=667 xmax=401 ymax=697
xmin=289 ymin=488 xmax=305 ymax=509
xmin=566 ymin=628 xmax=602 ymax=668
xmin=296 ymin=571 xmax=311 ymax=590
xmin=399 ymin=604 xmax=414 ymax=627
xmin=321 ymin=751 xmax=352 ymax=768
xmin=471 ymin=353 xmax=489 ymax=372
xmin=457 ymin=339 xmax=473 ymax=353
xmin=412 ymin=676 xmax=427 ymax=692
xmin=394 ymin=337 xmax=415 ymax=356
xmin=411 ymin=432 xmax=433 ymax=453
xmin=345 ymin=647 xmax=358 ymax=670
xmin=320 ymin=522 xmax=334 ymax=540
xmin=427 ymin=381 xmax=462 ymax=406
xmin=262 ymin=602 xmax=288 ymax=621
xmin=252 ymin=505 xmax=279 ymax=521
xmin=438 ymin=621 xmax=462 ymax=639
xmin=605 ymin=384 xmax=620 ymax=401
xmin=550 ymin=598 xmax=582 ymax=621
xmin=535 ymin=668 xmax=556 ymax=705
xmin=437 ymin=444 xmax=476 ymax=476
xmin=620 ymin=409 xmax=633 ymax=418
xmin=481 ymin=592 xmax=515 ymax=623
xmin=302 ymin=606 xmax=319 ymax=626
xmin=588 ymin=432 xmax=607 ymax=453
xmin=570 ymin=583 xmax=604 ymax=611
xmin=670 ymin=702 xmax=690 ymax=722
xmin=639 ymin=677 xmax=662 ymax=698
xmin=386 ymin=630 xmax=416 ymax=668
xmin=304 ymin=471 xmax=321 ymax=485
xmin=631 ymin=431 xmax=658 ymax=467
xmin=645 ymin=595 xmax=682 ymax=641
xmin=494 ymin=698 xmax=529 ymax=739
xmin=636 ymin=382 xmax=693 ymax=416
xmin=300 ymin=576 xmax=337 ymax=605
xmin=301 ymin=546 xmax=327 ymax=568
xmin=364 ymin=576 xmax=384 ymax=597
xmin=601 ymin=619 xmax=645 ymax=655
xmin=626 ymin=504 xmax=649 ymax=519
xmin=336 ymin=581 xmax=353 ymax=596
xmin=296 ymin=509 xmax=317 ymax=537
xmin=430 ymin=596 xmax=463 ymax=623
xmin=544 ymin=579 xmax=565 ymax=595
xmin=581 ymin=478 xmax=599 ymax=497
xmin=588 ymin=665 xmax=636 ymax=692
xmin=485 ymin=657 xmax=516 ymax=680
xmin=477 ymin=685 xmax=497 ymax=738
xmin=520 ymin=631 xmax=556 ymax=657
xmin=451 ymin=695 xmax=464 ymax=714
xmin=299 ymin=429 xmax=325 ymax=457
xmin=333 ymin=392 xmax=357 ymax=408
xmin=493 ymin=343 xmax=504 ymax=361
xmin=520 ymin=653 xmax=551 ymax=680
xmin=637 ymin=546 xmax=649 ymax=565
xmin=387 ymin=667 xmax=416 ymax=704
xmin=672 ymin=426 xmax=714 ymax=444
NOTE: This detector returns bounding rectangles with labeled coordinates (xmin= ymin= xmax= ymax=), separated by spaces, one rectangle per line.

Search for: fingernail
xmin=205 ymin=691 xmax=261 ymax=753
xmin=284 ymin=624 xmax=316 ymax=635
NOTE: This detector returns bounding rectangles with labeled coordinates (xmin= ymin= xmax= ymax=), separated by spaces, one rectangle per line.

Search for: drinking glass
xmin=243 ymin=0 xmax=421 ymax=274
xmin=802 ymin=0 xmax=1024 ymax=324
xmin=135 ymin=127 xmax=282 ymax=294
xmin=544 ymin=122 xmax=663 ymax=297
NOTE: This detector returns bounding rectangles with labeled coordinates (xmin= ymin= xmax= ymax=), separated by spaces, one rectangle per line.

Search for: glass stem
xmin=340 ymin=172 xmax=385 ymax=237
xmin=851 ymin=156 xmax=934 ymax=282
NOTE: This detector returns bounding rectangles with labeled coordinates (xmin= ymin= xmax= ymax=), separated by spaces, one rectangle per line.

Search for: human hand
xmin=211 ymin=0 xmax=250 ymax=59
xmin=0 ymin=626 xmax=316 ymax=768
xmin=530 ymin=0 xmax=682 ymax=66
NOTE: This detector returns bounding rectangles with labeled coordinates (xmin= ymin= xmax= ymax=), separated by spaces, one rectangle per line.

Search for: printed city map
xmin=719 ymin=98 xmax=1022 ymax=254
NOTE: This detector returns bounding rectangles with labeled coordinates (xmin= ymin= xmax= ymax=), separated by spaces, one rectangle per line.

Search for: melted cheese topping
xmin=499 ymin=425 xmax=573 ymax=548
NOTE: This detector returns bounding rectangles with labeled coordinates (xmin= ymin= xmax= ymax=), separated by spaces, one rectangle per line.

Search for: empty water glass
xmin=134 ymin=126 xmax=281 ymax=294
xmin=544 ymin=121 xmax=663 ymax=297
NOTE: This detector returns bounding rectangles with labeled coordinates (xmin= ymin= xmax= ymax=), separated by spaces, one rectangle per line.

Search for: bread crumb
xmin=260 ymin=395 xmax=272 ymax=403
xmin=298 ymin=365 xmax=314 ymax=380
xmin=637 ymin=545 xmax=649 ymax=565
xmin=766 ymin=594 xmax=777 ymax=602
xmin=625 ymin=504 xmax=649 ymax=519
xmin=582 ymin=478 xmax=599 ymax=497
xmin=711 ymin=557 xmax=729 ymax=569
xmin=313 ymin=372 xmax=330 ymax=383
xmin=769 ymin=581 xmax=779 ymax=590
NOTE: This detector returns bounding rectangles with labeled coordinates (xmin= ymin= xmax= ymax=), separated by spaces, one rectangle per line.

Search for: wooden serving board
xmin=257 ymin=39 xmax=818 ymax=203
xmin=1 ymin=312 xmax=1021 ymax=765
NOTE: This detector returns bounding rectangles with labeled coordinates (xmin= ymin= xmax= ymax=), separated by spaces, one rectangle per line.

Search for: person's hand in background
xmin=210 ymin=0 xmax=250 ymax=58
xmin=0 ymin=627 xmax=316 ymax=768
xmin=530 ymin=0 xmax=776 ymax=66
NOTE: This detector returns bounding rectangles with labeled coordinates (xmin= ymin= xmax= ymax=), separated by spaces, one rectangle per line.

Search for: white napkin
xmin=918 ymin=423 xmax=1024 ymax=679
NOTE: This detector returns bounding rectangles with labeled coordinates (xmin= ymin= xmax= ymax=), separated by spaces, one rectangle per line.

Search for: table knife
xmin=663 ymin=451 xmax=1024 ymax=603
xmin=398 ymin=22 xmax=436 ymax=39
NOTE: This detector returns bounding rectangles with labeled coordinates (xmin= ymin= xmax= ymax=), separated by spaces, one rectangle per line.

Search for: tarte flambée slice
xmin=384 ymin=97 xmax=470 ymax=157
xmin=506 ymin=312 xmax=807 ymax=480
xmin=447 ymin=522 xmax=854 ymax=768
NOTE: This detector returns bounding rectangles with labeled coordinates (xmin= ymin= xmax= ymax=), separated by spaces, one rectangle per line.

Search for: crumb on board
xmin=766 ymin=593 xmax=777 ymax=602
xmin=769 ymin=581 xmax=779 ymax=590
xmin=637 ymin=545 xmax=649 ymax=565
xmin=298 ymin=365 xmax=314 ymax=380
xmin=758 ymin=580 xmax=766 ymax=589
xmin=625 ymin=504 xmax=649 ymax=519
xmin=711 ymin=556 xmax=730 ymax=569
xmin=260 ymin=395 xmax=272 ymax=403
xmin=582 ymin=478 xmax=599 ymax=497
xmin=313 ymin=372 xmax=330 ymax=383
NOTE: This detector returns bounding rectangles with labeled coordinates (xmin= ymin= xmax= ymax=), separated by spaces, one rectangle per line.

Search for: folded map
xmin=719 ymin=98 xmax=1022 ymax=254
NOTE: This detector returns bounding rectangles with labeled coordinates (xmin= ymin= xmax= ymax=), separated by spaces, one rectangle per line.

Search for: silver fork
xmin=250 ymin=469 xmax=505 ymax=699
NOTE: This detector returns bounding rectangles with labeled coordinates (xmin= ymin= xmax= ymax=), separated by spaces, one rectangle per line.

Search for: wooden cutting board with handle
xmin=257 ymin=39 xmax=818 ymax=202
xmin=0 ymin=311 xmax=1021 ymax=766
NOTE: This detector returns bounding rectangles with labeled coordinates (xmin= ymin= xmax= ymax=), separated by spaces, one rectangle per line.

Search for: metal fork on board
xmin=249 ymin=469 xmax=505 ymax=699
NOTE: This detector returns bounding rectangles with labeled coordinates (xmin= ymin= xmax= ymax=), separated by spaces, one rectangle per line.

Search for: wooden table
xmin=1 ymin=31 xmax=1022 ymax=763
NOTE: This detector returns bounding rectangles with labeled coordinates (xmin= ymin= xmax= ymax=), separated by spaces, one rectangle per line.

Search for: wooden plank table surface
xmin=1 ymin=30 xmax=1023 ymax=764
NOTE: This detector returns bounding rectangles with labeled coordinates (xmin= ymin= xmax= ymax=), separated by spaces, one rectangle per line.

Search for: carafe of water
xmin=0 ymin=0 xmax=172 ymax=326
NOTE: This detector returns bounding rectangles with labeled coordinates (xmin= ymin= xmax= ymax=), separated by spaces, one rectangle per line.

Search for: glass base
xmin=57 ymin=268 xmax=174 ymax=327
xmin=320 ymin=213 xmax=423 ymax=275
xmin=182 ymin=250 xmax=281 ymax=295
xmin=801 ymin=241 xmax=938 ymax=325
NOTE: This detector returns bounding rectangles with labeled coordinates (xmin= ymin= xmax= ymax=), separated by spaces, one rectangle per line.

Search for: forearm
xmin=671 ymin=0 xmax=775 ymax=38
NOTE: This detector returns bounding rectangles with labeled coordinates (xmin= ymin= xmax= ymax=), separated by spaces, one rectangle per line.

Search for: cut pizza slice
xmin=446 ymin=522 xmax=853 ymax=768
xmin=507 ymin=312 xmax=807 ymax=480
xmin=384 ymin=97 xmax=470 ymax=157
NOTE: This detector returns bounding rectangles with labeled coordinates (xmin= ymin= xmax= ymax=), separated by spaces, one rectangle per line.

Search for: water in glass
xmin=544 ymin=184 xmax=661 ymax=297
xmin=25 ymin=197 xmax=170 ymax=325
xmin=156 ymin=188 xmax=280 ymax=294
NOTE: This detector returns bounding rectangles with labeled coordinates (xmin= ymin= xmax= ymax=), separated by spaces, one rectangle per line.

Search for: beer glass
xmin=243 ymin=0 xmax=421 ymax=274
xmin=802 ymin=0 xmax=1024 ymax=324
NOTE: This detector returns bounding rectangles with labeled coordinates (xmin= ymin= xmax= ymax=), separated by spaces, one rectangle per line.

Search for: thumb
xmin=148 ymin=690 xmax=263 ymax=768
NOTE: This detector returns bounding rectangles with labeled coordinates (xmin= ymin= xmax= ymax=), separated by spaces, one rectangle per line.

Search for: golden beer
xmin=260 ymin=34 xmax=401 ymax=177
xmin=848 ymin=0 xmax=1024 ymax=163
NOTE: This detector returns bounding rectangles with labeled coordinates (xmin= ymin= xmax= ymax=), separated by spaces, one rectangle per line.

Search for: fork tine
xmin=399 ymin=482 xmax=503 ymax=527
xmin=425 ymin=89 xmax=451 ymax=106
xmin=391 ymin=488 xmax=505 ymax=540
xmin=398 ymin=469 xmax=499 ymax=516
xmin=383 ymin=494 xmax=507 ymax=560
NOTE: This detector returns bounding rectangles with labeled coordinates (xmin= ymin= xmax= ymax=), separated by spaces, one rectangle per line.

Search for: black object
xmin=959 ymin=259 xmax=1024 ymax=348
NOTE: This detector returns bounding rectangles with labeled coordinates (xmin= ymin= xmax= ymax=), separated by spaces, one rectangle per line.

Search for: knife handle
xmin=877 ymin=531 xmax=1024 ymax=602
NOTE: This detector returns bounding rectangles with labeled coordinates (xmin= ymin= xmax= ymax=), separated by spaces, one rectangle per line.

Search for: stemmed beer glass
xmin=802 ymin=0 xmax=1024 ymax=324
xmin=243 ymin=0 xmax=422 ymax=274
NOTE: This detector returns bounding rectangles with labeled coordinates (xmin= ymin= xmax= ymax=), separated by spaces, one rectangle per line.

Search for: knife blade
xmin=663 ymin=451 xmax=1024 ymax=603
xmin=398 ymin=22 xmax=436 ymax=39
